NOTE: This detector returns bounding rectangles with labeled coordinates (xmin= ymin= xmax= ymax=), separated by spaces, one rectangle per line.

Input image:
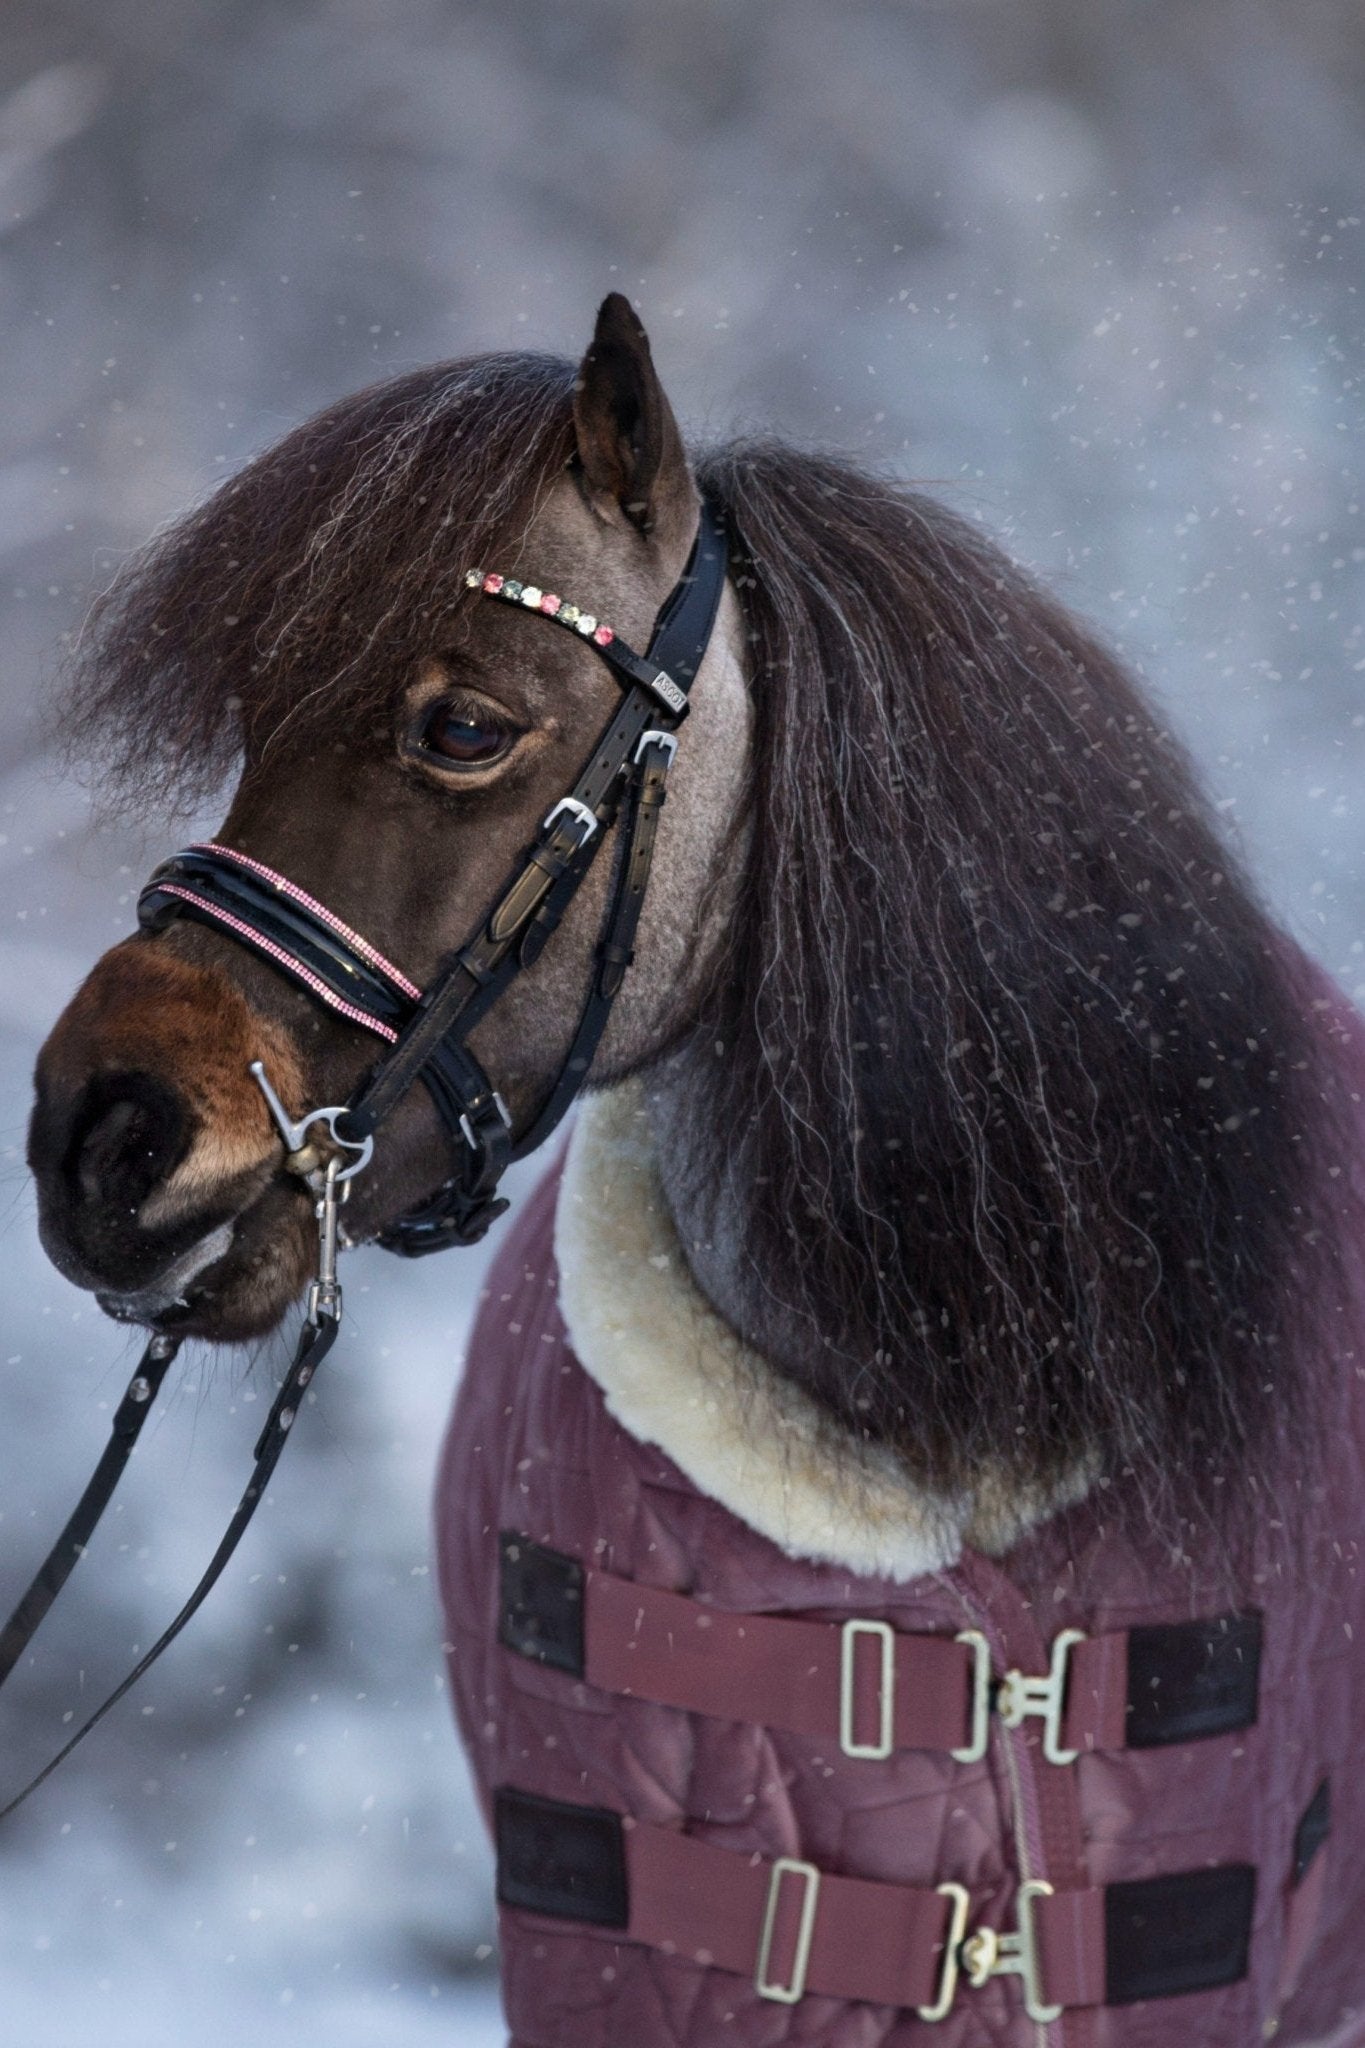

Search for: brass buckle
xmin=754 ymin=1857 xmax=821 ymax=2004
xmin=995 ymin=1628 xmax=1086 ymax=1765
xmin=960 ymin=1879 xmax=1062 ymax=2024
xmin=839 ymin=1619 xmax=895 ymax=1759
xmin=917 ymin=1881 xmax=971 ymax=2022
xmin=951 ymin=1629 xmax=992 ymax=1763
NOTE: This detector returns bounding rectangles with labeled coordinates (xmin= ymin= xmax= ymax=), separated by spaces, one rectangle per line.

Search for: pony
xmin=25 ymin=297 xmax=1365 ymax=2045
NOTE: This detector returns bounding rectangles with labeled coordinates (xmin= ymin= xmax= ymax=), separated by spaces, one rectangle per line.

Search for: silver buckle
xmin=952 ymin=1629 xmax=992 ymax=1763
xmin=995 ymin=1629 xmax=1086 ymax=1766
xmin=458 ymin=1091 xmax=512 ymax=1152
xmin=959 ymin=1880 xmax=1061 ymax=2024
xmin=542 ymin=796 xmax=598 ymax=845
xmin=754 ymin=1857 xmax=820 ymax=2004
xmin=633 ymin=728 xmax=678 ymax=768
xmin=917 ymin=1882 xmax=971 ymax=2022
xmin=839 ymin=1618 xmax=894 ymax=1759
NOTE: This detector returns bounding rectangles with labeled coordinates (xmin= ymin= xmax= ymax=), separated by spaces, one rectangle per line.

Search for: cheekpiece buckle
xmin=995 ymin=1629 xmax=1086 ymax=1766
xmin=958 ymin=1880 xmax=1061 ymax=2025
xmin=633 ymin=728 xmax=679 ymax=769
xmin=542 ymin=796 xmax=599 ymax=847
xmin=754 ymin=1857 xmax=820 ymax=2004
xmin=458 ymin=1090 xmax=513 ymax=1153
xmin=839 ymin=1618 xmax=894 ymax=1759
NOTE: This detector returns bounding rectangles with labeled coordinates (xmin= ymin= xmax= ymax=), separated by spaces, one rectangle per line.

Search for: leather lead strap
xmin=0 ymin=1309 xmax=338 ymax=1823
xmin=0 ymin=1332 xmax=180 ymax=1694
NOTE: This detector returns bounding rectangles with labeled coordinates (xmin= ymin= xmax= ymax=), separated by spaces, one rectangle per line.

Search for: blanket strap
xmin=498 ymin=1533 xmax=1262 ymax=1763
xmin=493 ymin=1785 xmax=1256 ymax=2015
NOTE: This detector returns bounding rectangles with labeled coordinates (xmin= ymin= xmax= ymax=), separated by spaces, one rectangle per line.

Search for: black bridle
xmin=0 ymin=499 xmax=728 ymax=1818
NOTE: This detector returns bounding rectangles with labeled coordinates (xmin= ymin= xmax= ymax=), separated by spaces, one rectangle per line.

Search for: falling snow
xmin=1 ymin=3 xmax=1363 ymax=2043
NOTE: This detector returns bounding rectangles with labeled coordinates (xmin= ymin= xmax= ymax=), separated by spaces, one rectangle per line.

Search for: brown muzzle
xmin=29 ymin=938 xmax=306 ymax=1323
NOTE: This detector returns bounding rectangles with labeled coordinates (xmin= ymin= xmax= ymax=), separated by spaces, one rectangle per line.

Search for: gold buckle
xmin=839 ymin=1619 xmax=895 ymax=1759
xmin=917 ymin=1882 xmax=971 ymax=2021
xmin=995 ymin=1628 xmax=1086 ymax=1765
xmin=952 ymin=1629 xmax=992 ymax=1763
xmin=960 ymin=1879 xmax=1061 ymax=2024
xmin=754 ymin=1857 xmax=821 ymax=2003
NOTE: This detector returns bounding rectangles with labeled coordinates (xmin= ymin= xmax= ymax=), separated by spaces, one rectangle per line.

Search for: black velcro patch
xmin=498 ymin=1532 xmax=585 ymax=1676
xmin=1105 ymin=1863 xmax=1255 ymax=2004
xmin=1293 ymin=1778 xmax=1330 ymax=1885
xmin=1125 ymin=1611 xmax=1262 ymax=1747
xmin=494 ymin=1785 xmax=628 ymax=1929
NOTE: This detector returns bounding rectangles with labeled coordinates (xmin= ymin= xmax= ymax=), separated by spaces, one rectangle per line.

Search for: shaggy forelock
xmin=62 ymin=352 xmax=579 ymax=806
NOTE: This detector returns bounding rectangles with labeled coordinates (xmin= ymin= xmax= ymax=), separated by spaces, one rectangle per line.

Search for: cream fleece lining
xmin=554 ymin=1080 xmax=1089 ymax=1583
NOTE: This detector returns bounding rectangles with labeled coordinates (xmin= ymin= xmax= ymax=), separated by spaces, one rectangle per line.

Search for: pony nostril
xmin=64 ymin=1072 xmax=191 ymax=1212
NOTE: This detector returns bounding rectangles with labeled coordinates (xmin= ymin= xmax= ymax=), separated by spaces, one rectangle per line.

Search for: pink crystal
xmin=483 ymin=573 xmax=504 ymax=594
xmin=593 ymin=624 xmax=614 ymax=646
xmin=540 ymin=593 xmax=561 ymax=614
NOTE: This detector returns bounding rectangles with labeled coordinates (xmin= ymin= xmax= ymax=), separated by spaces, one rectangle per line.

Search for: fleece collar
xmin=553 ymin=1080 xmax=1089 ymax=1584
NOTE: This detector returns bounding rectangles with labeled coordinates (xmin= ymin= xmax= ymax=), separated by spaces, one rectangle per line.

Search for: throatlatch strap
xmin=493 ymin=1787 xmax=1258 ymax=2012
xmin=498 ymin=1534 xmax=1262 ymax=1761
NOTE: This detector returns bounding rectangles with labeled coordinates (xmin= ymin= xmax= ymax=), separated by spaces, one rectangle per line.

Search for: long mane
xmin=691 ymin=439 xmax=1358 ymax=1552
xmin=64 ymin=354 xmax=1361 ymax=1550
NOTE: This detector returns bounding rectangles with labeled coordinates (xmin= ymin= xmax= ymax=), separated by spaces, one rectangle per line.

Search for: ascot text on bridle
xmin=0 ymin=501 xmax=728 ymax=1820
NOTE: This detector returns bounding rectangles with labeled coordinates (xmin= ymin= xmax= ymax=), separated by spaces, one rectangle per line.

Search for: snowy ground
xmin=1 ymin=6 xmax=1363 ymax=2044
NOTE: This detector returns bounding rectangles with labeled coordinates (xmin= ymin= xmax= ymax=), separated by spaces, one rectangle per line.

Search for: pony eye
xmin=420 ymin=701 xmax=516 ymax=766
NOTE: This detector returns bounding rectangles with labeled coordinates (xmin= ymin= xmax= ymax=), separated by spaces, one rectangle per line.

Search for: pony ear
xmin=572 ymin=294 xmax=693 ymax=538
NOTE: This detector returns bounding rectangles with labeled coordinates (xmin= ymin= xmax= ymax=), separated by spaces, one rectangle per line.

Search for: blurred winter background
xmin=0 ymin=1 xmax=1363 ymax=2041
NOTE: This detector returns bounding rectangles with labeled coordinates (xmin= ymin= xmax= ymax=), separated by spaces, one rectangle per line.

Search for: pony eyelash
xmin=464 ymin=568 xmax=617 ymax=649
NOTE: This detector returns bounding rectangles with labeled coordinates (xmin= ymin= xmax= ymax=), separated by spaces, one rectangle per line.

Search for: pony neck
xmin=552 ymin=1072 xmax=1093 ymax=1580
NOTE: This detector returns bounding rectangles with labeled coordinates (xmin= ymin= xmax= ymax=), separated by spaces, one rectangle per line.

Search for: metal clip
xmin=918 ymin=1882 xmax=971 ymax=2022
xmin=249 ymin=1061 xmax=374 ymax=1185
xmin=995 ymin=1629 xmax=1086 ymax=1766
xmin=839 ymin=1618 xmax=895 ymax=1759
xmin=952 ymin=1629 xmax=992 ymax=1763
xmin=305 ymin=1154 xmax=345 ymax=1326
xmin=754 ymin=1857 xmax=820 ymax=2004
xmin=959 ymin=1880 xmax=1060 ymax=2024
